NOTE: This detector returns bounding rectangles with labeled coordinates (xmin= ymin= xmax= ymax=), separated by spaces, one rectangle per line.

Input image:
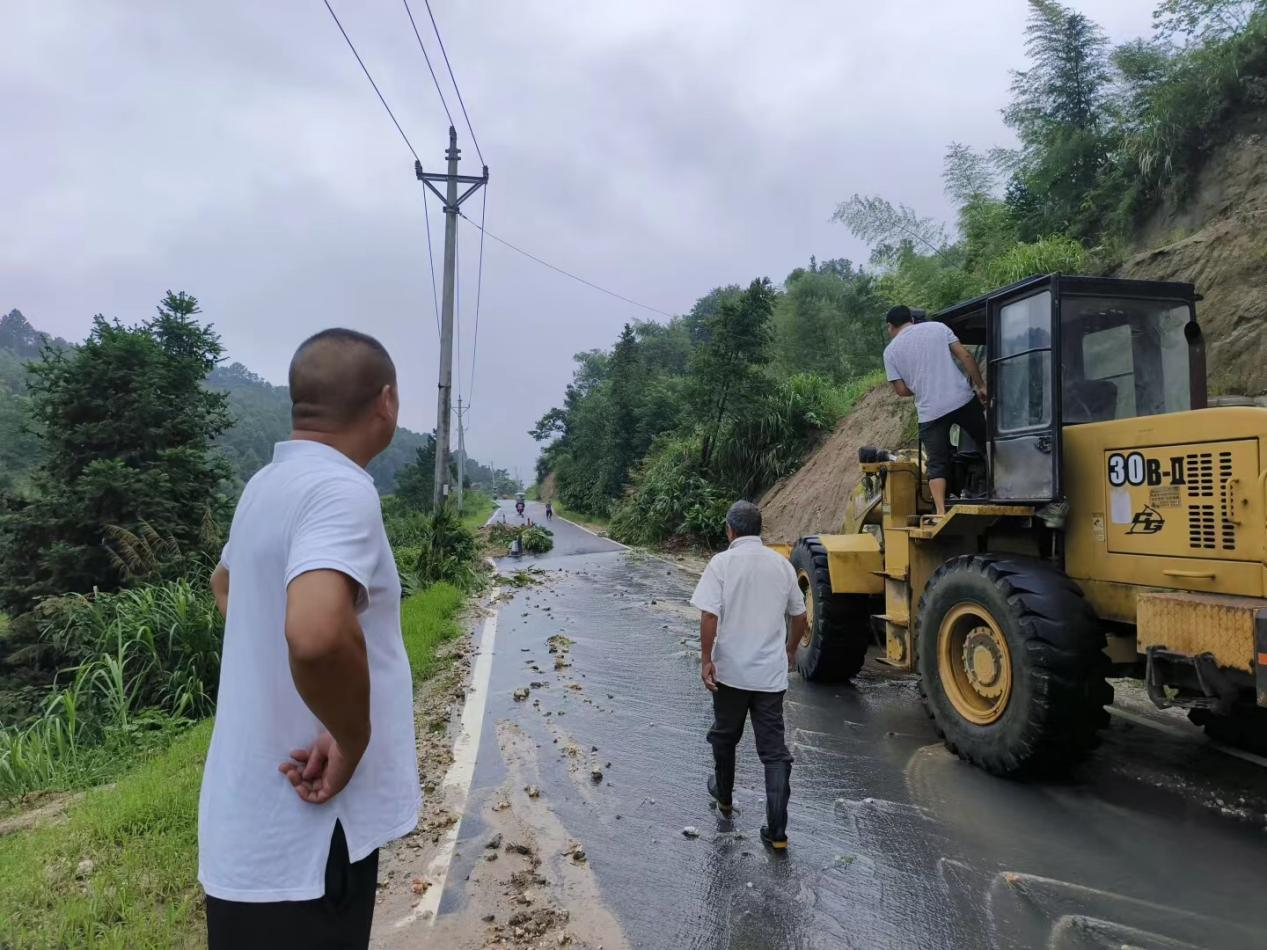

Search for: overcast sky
xmin=2 ymin=0 xmax=1159 ymax=480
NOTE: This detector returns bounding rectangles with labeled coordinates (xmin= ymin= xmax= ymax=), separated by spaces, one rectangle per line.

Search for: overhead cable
xmin=401 ymin=0 xmax=455 ymax=128
xmin=422 ymin=192 xmax=442 ymax=338
xmin=467 ymin=187 xmax=487 ymax=409
xmin=321 ymin=0 xmax=420 ymax=163
xmin=458 ymin=212 xmax=676 ymax=319
xmin=422 ymin=0 xmax=485 ymax=165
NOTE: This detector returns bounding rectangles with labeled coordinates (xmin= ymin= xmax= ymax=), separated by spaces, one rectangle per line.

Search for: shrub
xmin=520 ymin=526 xmax=554 ymax=553
xmin=0 ymin=580 xmax=221 ymax=800
xmin=400 ymin=507 xmax=482 ymax=593
xmin=609 ymin=435 xmax=730 ymax=547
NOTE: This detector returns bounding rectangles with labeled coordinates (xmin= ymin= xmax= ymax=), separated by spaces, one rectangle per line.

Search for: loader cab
xmin=936 ymin=274 xmax=1205 ymax=505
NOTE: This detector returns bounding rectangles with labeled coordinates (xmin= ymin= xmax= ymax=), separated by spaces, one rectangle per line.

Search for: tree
xmin=690 ymin=278 xmax=775 ymax=467
xmin=0 ymin=292 xmax=232 ymax=612
xmin=832 ymin=194 xmax=949 ymax=259
xmin=393 ymin=438 xmax=437 ymax=509
xmin=1154 ymin=0 xmax=1264 ymax=47
xmin=1003 ymin=0 xmax=1113 ymax=240
xmin=603 ymin=324 xmax=641 ymax=499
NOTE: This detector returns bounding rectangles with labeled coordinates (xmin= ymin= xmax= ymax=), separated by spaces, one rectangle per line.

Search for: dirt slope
xmin=1120 ymin=117 xmax=1267 ymax=396
xmin=759 ymin=386 xmax=914 ymax=542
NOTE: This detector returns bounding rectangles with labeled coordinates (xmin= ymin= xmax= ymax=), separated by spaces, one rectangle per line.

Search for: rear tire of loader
xmin=791 ymin=537 xmax=871 ymax=683
xmin=915 ymin=555 xmax=1112 ymax=776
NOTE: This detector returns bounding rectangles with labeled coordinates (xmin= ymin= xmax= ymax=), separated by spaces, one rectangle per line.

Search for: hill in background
xmin=0 ymin=309 xmax=503 ymax=496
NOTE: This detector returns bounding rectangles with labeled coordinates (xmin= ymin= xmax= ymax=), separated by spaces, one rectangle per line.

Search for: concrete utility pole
xmin=417 ymin=126 xmax=488 ymax=508
xmin=455 ymin=396 xmax=467 ymax=510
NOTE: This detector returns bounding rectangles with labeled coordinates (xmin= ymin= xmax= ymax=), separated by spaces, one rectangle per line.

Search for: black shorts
xmin=919 ymin=397 xmax=987 ymax=481
xmin=205 ymin=821 xmax=378 ymax=950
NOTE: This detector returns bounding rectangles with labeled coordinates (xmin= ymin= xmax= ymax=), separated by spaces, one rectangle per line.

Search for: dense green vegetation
xmin=0 ymin=293 xmax=491 ymax=806
xmin=537 ymin=0 xmax=1267 ymax=546
xmin=533 ymin=276 xmax=884 ymax=547
xmin=0 ymin=579 xmax=471 ymax=948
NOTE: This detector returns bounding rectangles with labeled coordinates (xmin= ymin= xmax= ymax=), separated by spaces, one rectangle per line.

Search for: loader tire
xmin=791 ymin=537 xmax=871 ymax=683
xmin=915 ymin=555 xmax=1112 ymax=777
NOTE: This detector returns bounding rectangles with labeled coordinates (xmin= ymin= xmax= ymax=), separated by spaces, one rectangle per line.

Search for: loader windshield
xmin=1060 ymin=296 xmax=1194 ymax=425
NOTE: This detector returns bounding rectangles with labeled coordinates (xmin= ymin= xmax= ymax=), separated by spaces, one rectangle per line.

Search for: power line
xmin=321 ymin=0 xmax=419 ymax=163
xmin=422 ymin=0 xmax=484 ymax=166
xmin=467 ymin=186 xmax=487 ymax=409
xmin=454 ymin=204 xmax=462 ymax=406
xmin=458 ymin=212 xmax=676 ymax=319
xmin=422 ymin=190 xmax=441 ymax=338
xmin=401 ymin=0 xmax=454 ymax=128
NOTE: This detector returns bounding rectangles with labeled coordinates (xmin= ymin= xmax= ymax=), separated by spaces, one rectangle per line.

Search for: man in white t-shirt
xmin=882 ymin=305 xmax=988 ymax=516
xmin=690 ymin=501 xmax=807 ymax=850
xmin=201 ymin=329 xmax=418 ymax=948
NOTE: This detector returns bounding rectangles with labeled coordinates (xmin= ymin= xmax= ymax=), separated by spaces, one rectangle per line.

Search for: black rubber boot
xmin=709 ymin=746 xmax=736 ymax=816
xmin=760 ymin=761 xmax=791 ymax=849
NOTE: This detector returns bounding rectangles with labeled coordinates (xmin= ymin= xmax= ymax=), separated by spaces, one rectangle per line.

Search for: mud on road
xmin=375 ymin=501 xmax=1267 ymax=950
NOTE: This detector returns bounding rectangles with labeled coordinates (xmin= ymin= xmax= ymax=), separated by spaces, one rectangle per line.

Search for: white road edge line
xmin=393 ymin=609 xmax=500 ymax=928
xmin=1106 ymin=704 xmax=1267 ymax=768
xmin=554 ymin=513 xmax=629 ymax=550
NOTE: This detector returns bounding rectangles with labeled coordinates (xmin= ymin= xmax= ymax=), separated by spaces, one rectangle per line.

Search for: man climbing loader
xmin=783 ymin=274 xmax=1266 ymax=775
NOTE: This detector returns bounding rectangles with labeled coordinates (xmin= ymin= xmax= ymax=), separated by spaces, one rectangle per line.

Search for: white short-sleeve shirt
xmin=198 ymin=440 xmax=419 ymax=902
xmin=882 ymin=320 xmax=975 ymax=424
xmin=689 ymin=535 xmax=806 ymax=692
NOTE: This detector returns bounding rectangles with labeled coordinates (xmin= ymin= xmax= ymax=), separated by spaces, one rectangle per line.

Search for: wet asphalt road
xmin=453 ymin=501 xmax=1267 ymax=949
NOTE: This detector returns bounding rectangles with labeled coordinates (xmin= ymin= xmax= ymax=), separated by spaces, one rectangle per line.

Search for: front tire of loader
xmin=791 ymin=537 xmax=870 ymax=683
xmin=915 ymin=555 xmax=1112 ymax=776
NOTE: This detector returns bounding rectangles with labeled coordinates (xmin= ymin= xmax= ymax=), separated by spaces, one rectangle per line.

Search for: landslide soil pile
xmin=1120 ymin=114 xmax=1267 ymax=397
xmin=759 ymin=386 xmax=914 ymax=542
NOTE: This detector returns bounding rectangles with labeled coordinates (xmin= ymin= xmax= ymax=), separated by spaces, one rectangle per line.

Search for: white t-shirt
xmin=882 ymin=320 xmax=975 ymax=424
xmin=689 ymin=536 xmax=807 ymax=693
xmin=198 ymin=440 xmax=419 ymax=902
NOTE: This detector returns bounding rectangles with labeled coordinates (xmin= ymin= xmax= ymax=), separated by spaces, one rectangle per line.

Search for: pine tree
xmin=0 ymin=292 xmax=232 ymax=612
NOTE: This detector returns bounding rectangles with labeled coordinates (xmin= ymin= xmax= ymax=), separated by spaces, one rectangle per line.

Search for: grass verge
xmin=458 ymin=489 xmax=497 ymax=532
xmin=550 ymin=499 xmax=610 ymax=535
xmin=0 ymin=720 xmax=211 ymax=949
xmin=0 ymin=585 xmax=470 ymax=947
xmin=401 ymin=582 xmax=465 ymax=682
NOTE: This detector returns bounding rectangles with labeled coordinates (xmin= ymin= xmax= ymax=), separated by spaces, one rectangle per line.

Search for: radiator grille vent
xmin=1186 ymin=452 xmax=1214 ymax=497
xmin=1189 ymin=505 xmax=1216 ymax=549
xmin=1219 ymin=451 xmax=1236 ymax=550
xmin=1185 ymin=450 xmax=1236 ymax=551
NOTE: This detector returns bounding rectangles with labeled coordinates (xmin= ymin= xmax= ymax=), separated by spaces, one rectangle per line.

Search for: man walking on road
xmin=201 ymin=329 xmax=418 ymax=949
xmin=691 ymin=501 xmax=808 ymax=850
xmin=883 ymin=305 xmax=988 ymax=516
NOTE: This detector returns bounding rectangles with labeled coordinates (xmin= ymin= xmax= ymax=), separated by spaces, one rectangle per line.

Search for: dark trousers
xmin=919 ymin=396 xmax=987 ymax=482
xmin=707 ymin=683 xmax=793 ymax=766
xmin=206 ymin=821 xmax=379 ymax=950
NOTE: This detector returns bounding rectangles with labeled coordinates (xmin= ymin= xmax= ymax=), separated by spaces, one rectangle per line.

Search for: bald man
xmin=200 ymin=329 xmax=418 ymax=949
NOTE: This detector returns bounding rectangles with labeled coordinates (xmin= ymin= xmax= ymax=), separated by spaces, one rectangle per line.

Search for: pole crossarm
xmin=415 ymin=162 xmax=488 ymax=211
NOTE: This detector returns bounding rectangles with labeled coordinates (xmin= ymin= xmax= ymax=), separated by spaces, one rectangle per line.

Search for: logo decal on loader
xmin=1126 ymin=505 xmax=1166 ymax=535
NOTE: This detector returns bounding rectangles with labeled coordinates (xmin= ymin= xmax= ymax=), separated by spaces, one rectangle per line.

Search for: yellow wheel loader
xmin=783 ymin=274 xmax=1267 ymax=775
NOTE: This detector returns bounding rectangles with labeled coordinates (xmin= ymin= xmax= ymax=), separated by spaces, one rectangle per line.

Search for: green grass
xmin=400 ymin=582 xmax=465 ymax=682
xmin=458 ymin=489 xmax=496 ymax=532
xmin=0 ymin=721 xmax=211 ymax=949
xmin=550 ymin=499 xmax=610 ymax=534
xmin=837 ymin=369 xmax=886 ymax=416
xmin=0 ymin=586 xmax=471 ymax=947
